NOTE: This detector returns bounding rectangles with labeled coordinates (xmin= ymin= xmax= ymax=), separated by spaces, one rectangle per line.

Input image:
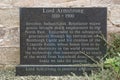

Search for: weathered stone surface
xmin=0 ymin=8 xmax=19 ymax=27
xmin=113 ymin=0 xmax=120 ymax=4
xmin=108 ymin=25 xmax=120 ymax=34
xmin=51 ymin=0 xmax=90 ymax=4
xmin=0 ymin=0 xmax=91 ymax=8
xmin=4 ymin=65 xmax=15 ymax=69
xmin=0 ymin=52 xmax=2 ymax=65
xmin=0 ymin=65 xmax=3 ymax=69
xmin=0 ymin=3 xmax=13 ymax=8
xmin=0 ymin=0 xmax=11 ymax=4
xmin=0 ymin=0 xmax=16 ymax=8
xmin=0 ymin=8 xmax=19 ymax=47
xmin=51 ymin=0 xmax=74 ymax=3
xmin=110 ymin=6 xmax=120 ymax=25
xmin=13 ymin=0 xmax=34 ymax=7
xmin=108 ymin=18 xmax=120 ymax=40
xmin=33 ymin=0 xmax=90 ymax=7
xmin=0 ymin=47 xmax=19 ymax=65
xmin=107 ymin=25 xmax=120 ymax=41
xmin=0 ymin=0 xmax=90 ymax=7
xmin=0 ymin=27 xmax=19 ymax=47
xmin=91 ymin=0 xmax=112 ymax=4
xmin=91 ymin=0 xmax=113 ymax=7
xmin=0 ymin=25 xmax=6 ymax=43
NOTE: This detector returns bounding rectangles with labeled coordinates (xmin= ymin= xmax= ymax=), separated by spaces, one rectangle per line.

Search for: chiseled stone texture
xmin=0 ymin=47 xmax=20 ymax=65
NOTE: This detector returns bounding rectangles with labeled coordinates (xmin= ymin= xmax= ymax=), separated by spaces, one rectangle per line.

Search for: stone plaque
xmin=16 ymin=8 xmax=107 ymax=76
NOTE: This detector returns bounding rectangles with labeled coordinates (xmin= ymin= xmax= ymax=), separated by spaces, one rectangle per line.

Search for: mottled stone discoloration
xmin=0 ymin=27 xmax=19 ymax=47
xmin=113 ymin=0 xmax=120 ymax=4
xmin=0 ymin=8 xmax=19 ymax=27
xmin=110 ymin=6 xmax=120 ymax=25
xmin=0 ymin=47 xmax=20 ymax=65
